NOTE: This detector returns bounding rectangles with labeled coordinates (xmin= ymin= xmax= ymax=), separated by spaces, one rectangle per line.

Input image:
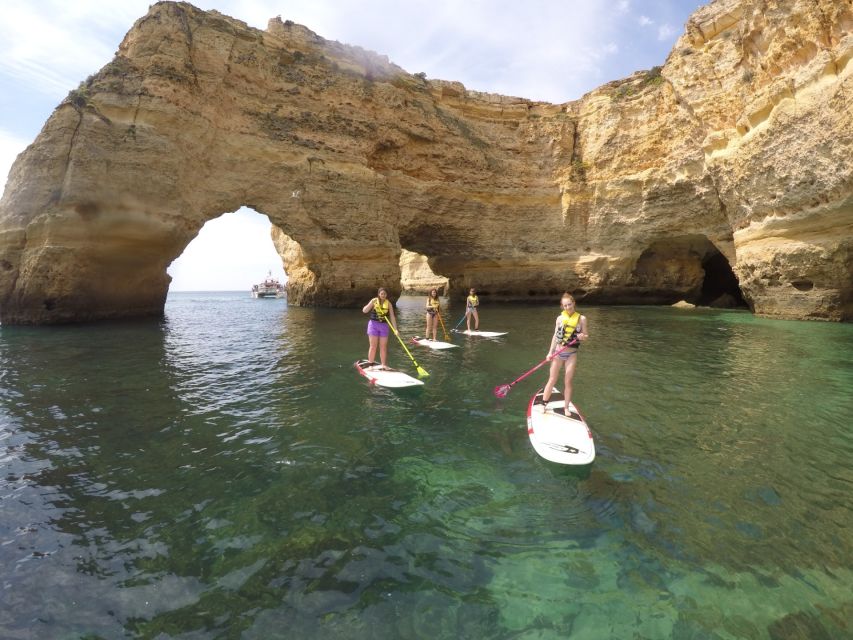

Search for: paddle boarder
xmin=542 ymin=293 xmax=589 ymax=407
xmin=465 ymin=287 xmax=480 ymax=331
xmin=425 ymin=288 xmax=441 ymax=341
xmin=362 ymin=287 xmax=398 ymax=369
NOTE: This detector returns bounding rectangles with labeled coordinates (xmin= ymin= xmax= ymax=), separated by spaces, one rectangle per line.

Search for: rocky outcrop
xmin=399 ymin=250 xmax=448 ymax=294
xmin=0 ymin=0 xmax=850 ymax=323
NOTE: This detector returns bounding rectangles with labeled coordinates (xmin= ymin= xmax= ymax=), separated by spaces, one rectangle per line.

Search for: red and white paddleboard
xmin=411 ymin=336 xmax=458 ymax=350
xmin=354 ymin=359 xmax=424 ymax=389
xmin=526 ymin=388 xmax=595 ymax=465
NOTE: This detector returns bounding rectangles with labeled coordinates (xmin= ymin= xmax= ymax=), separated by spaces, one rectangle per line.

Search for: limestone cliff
xmin=0 ymin=0 xmax=850 ymax=324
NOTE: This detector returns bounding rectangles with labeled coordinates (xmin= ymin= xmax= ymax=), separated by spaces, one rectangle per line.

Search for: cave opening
xmin=398 ymin=221 xmax=454 ymax=298
xmin=399 ymin=248 xmax=448 ymax=296
xmin=167 ymin=207 xmax=287 ymax=294
xmin=698 ymin=249 xmax=748 ymax=308
xmin=633 ymin=234 xmax=748 ymax=308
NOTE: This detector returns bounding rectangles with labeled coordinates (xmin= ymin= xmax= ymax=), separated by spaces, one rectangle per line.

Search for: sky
xmin=0 ymin=0 xmax=705 ymax=291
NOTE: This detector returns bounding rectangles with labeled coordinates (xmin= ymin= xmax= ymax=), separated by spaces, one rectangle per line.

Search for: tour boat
xmin=251 ymin=272 xmax=286 ymax=298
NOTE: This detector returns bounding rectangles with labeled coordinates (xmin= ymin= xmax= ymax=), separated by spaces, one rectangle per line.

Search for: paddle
xmin=388 ymin=323 xmax=430 ymax=378
xmin=451 ymin=312 xmax=467 ymax=333
xmin=493 ymin=339 xmax=578 ymax=399
xmin=436 ymin=309 xmax=451 ymax=341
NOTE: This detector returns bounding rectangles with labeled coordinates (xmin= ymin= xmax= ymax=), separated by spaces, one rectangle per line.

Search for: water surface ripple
xmin=1 ymin=293 xmax=851 ymax=638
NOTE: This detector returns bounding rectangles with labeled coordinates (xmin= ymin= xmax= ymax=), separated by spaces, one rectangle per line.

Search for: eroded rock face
xmin=399 ymin=250 xmax=448 ymax=294
xmin=0 ymin=0 xmax=850 ymax=323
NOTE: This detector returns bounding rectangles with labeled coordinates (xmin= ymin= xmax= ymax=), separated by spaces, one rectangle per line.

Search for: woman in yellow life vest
xmin=361 ymin=287 xmax=398 ymax=368
xmin=542 ymin=293 xmax=589 ymax=407
xmin=465 ymin=287 xmax=480 ymax=331
xmin=424 ymin=288 xmax=441 ymax=341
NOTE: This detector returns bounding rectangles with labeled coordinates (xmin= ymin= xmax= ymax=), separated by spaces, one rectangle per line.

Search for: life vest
xmin=426 ymin=298 xmax=440 ymax=314
xmin=556 ymin=310 xmax=581 ymax=346
xmin=370 ymin=299 xmax=390 ymax=322
xmin=467 ymin=295 xmax=479 ymax=309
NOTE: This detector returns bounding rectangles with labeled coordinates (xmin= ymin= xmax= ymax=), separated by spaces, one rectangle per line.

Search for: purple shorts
xmin=367 ymin=319 xmax=390 ymax=338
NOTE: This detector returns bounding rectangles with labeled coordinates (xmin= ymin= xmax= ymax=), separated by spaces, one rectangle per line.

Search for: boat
xmin=251 ymin=271 xmax=286 ymax=298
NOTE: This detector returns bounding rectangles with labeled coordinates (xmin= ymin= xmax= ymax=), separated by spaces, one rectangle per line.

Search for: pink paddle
xmin=493 ymin=340 xmax=577 ymax=399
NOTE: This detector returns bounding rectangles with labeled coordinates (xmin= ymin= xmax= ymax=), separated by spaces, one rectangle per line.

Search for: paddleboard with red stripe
xmin=526 ymin=388 xmax=595 ymax=465
xmin=354 ymin=359 xmax=424 ymax=389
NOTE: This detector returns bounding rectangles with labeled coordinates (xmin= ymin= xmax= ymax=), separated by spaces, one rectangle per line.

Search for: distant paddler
xmin=465 ymin=287 xmax=480 ymax=332
xmin=424 ymin=288 xmax=441 ymax=342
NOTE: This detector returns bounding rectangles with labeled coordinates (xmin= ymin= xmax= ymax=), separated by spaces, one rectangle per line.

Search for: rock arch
xmin=1 ymin=1 xmax=851 ymax=323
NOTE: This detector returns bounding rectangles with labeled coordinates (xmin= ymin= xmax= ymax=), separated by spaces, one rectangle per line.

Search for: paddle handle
xmin=436 ymin=310 xmax=450 ymax=341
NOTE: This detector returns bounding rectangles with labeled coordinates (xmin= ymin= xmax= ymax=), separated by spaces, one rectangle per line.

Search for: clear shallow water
xmin=1 ymin=292 xmax=851 ymax=639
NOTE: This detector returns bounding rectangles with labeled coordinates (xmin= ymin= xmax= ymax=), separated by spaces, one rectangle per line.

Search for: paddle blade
xmin=493 ymin=384 xmax=511 ymax=399
xmin=417 ymin=367 xmax=430 ymax=378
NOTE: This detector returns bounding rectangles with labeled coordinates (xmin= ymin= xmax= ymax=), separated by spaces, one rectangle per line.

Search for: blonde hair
xmin=561 ymin=292 xmax=575 ymax=305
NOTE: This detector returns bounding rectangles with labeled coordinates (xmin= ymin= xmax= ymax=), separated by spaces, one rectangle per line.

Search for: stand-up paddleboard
xmin=526 ymin=388 xmax=595 ymax=465
xmin=354 ymin=359 xmax=424 ymax=389
xmin=411 ymin=336 xmax=458 ymax=350
xmin=454 ymin=329 xmax=508 ymax=337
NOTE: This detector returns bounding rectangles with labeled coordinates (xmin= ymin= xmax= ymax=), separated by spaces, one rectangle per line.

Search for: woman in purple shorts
xmin=542 ymin=293 xmax=589 ymax=407
xmin=362 ymin=287 xmax=398 ymax=368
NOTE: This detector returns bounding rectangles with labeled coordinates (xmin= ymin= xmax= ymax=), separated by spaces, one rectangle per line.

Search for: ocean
xmin=1 ymin=291 xmax=851 ymax=638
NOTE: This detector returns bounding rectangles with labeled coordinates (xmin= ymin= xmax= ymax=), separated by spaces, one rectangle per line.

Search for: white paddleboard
xmin=455 ymin=330 xmax=508 ymax=337
xmin=354 ymin=359 xmax=424 ymax=388
xmin=526 ymin=388 xmax=595 ymax=465
xmin=411 ymin=336 xmax=458 ymax=350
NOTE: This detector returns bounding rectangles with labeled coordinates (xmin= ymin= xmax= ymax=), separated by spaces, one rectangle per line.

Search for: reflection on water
xmin=1 ymin=294 xmax=851 ymax=638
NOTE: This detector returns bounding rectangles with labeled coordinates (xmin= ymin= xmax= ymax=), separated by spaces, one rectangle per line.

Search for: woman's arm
xmin=577 ymin=316 xmax=589 ymax=341
xmin=388 ymin=304 xmax=398 ymax=330
xmin=362 ymin=298 xmax=376 ymax=314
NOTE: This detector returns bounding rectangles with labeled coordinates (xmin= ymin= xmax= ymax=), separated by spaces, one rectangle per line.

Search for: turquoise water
xmin=1 ymin=292 xmax=851 ymax=639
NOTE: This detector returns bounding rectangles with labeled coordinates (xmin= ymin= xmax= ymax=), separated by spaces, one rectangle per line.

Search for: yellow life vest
xmin=466 ymin=295 xmax=479 ymax=308
xmin=556 ymin=310 xmax=581 ymax=346
xmin=371 ymin=299 xmax=390 ymax=322
xmin=426 ymin=298 xmax=440 ymax=313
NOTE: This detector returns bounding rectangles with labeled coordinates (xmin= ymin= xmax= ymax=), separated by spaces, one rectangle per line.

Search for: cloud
xmin=0 ymin=1 xmax=148 ymax=99
xmin=639 ymin=15 xmax=654 ymax=27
